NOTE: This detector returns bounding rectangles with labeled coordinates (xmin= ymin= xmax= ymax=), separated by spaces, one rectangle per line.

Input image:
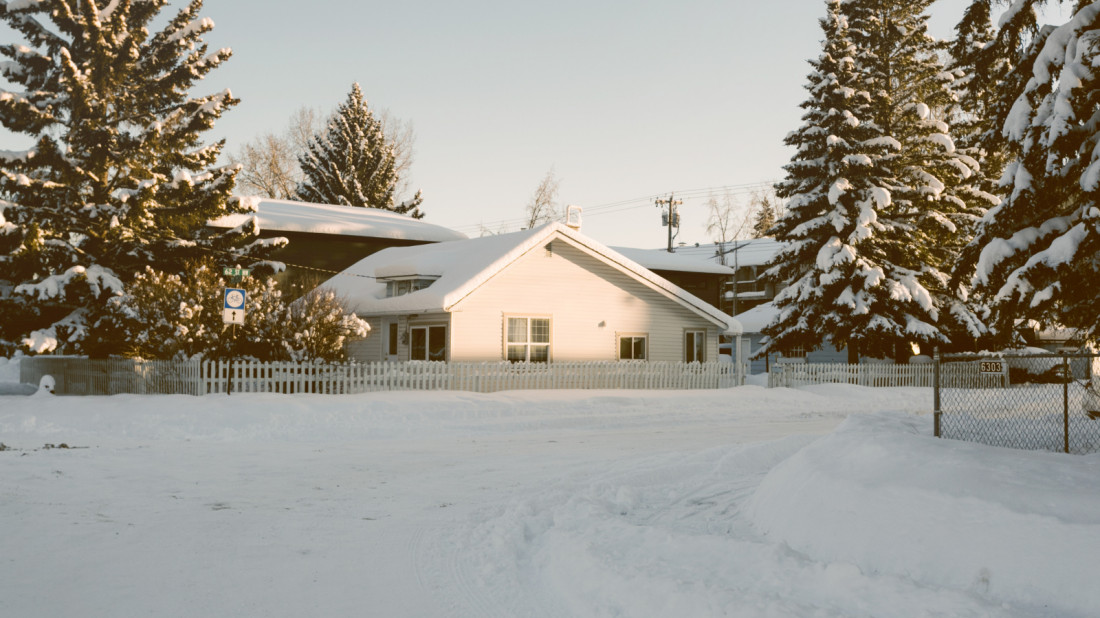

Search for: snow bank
xmin=746 ymin=412 xmax=1100 ymax=616
xmin=6 ymin=384 xmax=1096 ymax=616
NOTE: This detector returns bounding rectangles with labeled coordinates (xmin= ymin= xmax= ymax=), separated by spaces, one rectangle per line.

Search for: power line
xmin=447 ymin=179 xmax=780 ymax=236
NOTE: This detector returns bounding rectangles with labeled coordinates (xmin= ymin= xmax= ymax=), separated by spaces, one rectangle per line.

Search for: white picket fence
xmin=768 ymin=362 xmax=1010 ymax=389
xmin=21 ymin=358 xmax=745 ymax=395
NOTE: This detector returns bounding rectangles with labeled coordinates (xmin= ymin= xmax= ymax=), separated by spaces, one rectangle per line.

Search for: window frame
xmin=383 ymin=277 xmax=438 ymax=298
xmin=684 ymin=329 xmax=706 ymax=363
xmin=783 ymin=345 xmax=807 ymax=359
xmin=409 ymin=324 xmax=447 ymax=361
xmin=617 ymin=333 xmax=648 ymax=361
xmin=504 ymin=315 xmax=552 ymax=363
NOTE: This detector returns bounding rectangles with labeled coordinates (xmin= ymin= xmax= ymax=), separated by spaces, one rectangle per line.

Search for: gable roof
xmin=319 ymin=222 xmax=742 ymax=335
xmin=208 ymin=197 xmax=468 ymax=243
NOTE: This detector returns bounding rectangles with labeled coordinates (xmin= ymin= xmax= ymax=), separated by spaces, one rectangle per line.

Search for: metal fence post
xmin=1063 ymin=355 xmax=1070 ymax=454
xmin=933 ymin=348 xmax=941 ymax=438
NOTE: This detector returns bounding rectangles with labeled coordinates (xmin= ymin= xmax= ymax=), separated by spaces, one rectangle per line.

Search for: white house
xmin=318 ymin=222 xmax=742 ymax=365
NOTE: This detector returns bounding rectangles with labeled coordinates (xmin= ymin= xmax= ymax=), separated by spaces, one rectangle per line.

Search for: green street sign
xmin=223 ymin=267 xmax=251 ymax=278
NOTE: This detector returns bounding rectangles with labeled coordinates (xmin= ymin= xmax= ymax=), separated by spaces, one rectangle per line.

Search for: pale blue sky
xmin=2 ymin=1 xmax=1069 ymax=248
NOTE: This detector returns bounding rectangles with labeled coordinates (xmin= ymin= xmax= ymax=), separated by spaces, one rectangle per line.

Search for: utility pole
xmin=731 ymin=239 xmax=742 ymax=316
xmin=655 ymin=193 xmax=682 ymax=253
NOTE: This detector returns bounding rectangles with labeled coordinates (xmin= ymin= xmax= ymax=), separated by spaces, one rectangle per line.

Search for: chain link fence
xmin=934 ymin=353 xmax=1100 ymax=455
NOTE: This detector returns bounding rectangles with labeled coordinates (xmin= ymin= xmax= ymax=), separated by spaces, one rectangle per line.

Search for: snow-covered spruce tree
xmin=750 ymin=192 xmax=779 ymax=238
xmin=96 ymin=262 xmax=369 ymax=362
xmin=762 ymin=0 xmax=988 ymax=363
xmin=945 ymin=1 xmax=1016 ymax=200
xmin=957 ymin=3 xmax=1100 ymax=343
xmin=841 ymin=0 xmax=993 ymax=351
xmin=764 ymin=1 xmax=895 ymax=362
xmin=297 ymin=83 xmax=424 ymax=218
xmin=0 ymin=0 xmax=282 ymax=356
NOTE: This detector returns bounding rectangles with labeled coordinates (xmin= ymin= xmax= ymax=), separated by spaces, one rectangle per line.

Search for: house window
xmin=410 ymin=325 xmax=446 ymax=361
xmin=385 ymin=278 xmax=436 ymax=298
xmin=685 ymin=330 xmax=706 ymax=363
xmin=387 ymin=322 xmax=399 ymax=356
xmin=506 ymin=316 xmax=551 ymax=362
xmin=618 ymin=335 xmax=647 ymax=360
xmin=781 ymin=345 xmax=806 ymax=359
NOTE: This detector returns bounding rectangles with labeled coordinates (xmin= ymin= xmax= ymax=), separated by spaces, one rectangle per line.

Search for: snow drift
xmin=746 ymin=412 xmax=1100 ymax=616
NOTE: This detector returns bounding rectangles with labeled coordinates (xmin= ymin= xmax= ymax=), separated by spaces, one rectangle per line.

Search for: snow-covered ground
xmin=2 ymin=382 xmax=1098 ymax=617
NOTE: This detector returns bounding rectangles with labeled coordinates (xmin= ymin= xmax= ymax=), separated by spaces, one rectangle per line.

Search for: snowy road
xmin=3 ymin=386 xmax=1098 ymax=617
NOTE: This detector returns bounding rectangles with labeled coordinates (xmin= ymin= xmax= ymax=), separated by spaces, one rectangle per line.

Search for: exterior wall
xmin=449 ymin=240 xmax=721 ymax=362
xmin=746 ymin=334 xmax=847 ymax=374
xmin=348 ymin=314 xmax=451 ymax=363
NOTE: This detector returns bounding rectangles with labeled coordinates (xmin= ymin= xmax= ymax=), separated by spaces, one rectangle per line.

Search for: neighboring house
xmin=209 ymin=198 xmax=467 ymax=284
xmin=734 ymin=301 xmax=846 ymax=374
xmin=652 ymin=238 xmax=786 ymax=316
xmin=318 ymin=222 xmax=742 ymax=364
xmin=610 ymin=247 xmax=737 ymax=313
xmin=1017 ymin=322 xmax=1090 ymax=352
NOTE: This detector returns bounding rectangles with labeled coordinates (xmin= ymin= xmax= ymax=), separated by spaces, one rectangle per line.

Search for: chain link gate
xmin=934 ymin=352 xmax=1100 ymax=454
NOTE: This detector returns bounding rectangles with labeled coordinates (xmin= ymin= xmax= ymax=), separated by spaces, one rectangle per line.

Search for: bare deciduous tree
xmin=231 ymin=106 xmax=322 ymax=199
xmin=704 ymin=190 xmax=752 ymax=265
xmin=231 ymin=132 xmax=299 ymax=199
xmin=287 ymin=106 xmax=323 ymax=153
xmin=378 ymin=109 xmax=417 ymax=199
xmin=526 ymin=168 xmax=561 ymax=229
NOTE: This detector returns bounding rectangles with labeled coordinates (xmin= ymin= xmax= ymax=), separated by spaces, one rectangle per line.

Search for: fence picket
xmin=18 ymin=358 xmax=757 ymax=396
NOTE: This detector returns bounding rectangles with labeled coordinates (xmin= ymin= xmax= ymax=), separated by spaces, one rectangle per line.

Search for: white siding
xmin=349 ymin=314 xmax=451 ymax=363
xmin=348 ymin=318 xmax=384 ymax=362
xmin=450 ymin=240 xmax=720 ymax=362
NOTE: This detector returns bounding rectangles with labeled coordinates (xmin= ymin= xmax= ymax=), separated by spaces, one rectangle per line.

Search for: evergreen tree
xmin=750 ymin=193 xmax=778 ymax=238
xmin=945 ymin=1 xmax=1014 ymax=200
xmin=957 ymin=3 xmax=1100 ymax=342
xmin=0 ymin=0 xmax=281 ymax=355
xmin=844 ymin=0 xmax=993 ymax=350
xmin=297 ymin=83 xmax=424 ymax=218
xmin=762 ymin=0 xmax=989 ymax=363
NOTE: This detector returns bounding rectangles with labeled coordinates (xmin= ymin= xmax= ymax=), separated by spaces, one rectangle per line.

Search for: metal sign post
xmin=221 ymin=268 xmax=250 ymax=396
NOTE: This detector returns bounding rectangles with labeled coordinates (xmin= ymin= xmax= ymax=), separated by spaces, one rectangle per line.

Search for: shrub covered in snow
xmin=88 ymin=263 xmax=368 ymax=362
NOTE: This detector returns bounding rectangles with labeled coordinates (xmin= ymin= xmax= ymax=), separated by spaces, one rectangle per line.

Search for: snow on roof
xmin=321 ymin=222 xmax=742 ymax=335
xmin=208 ymin=197 xmax=468 ymax=243
xmin=610 ymin=246 xmax=737 ymax=275
xmin=645 ymin=238 xmax=787 ymax=268
xmin=733 ymin=301 xmax=779 ymax=333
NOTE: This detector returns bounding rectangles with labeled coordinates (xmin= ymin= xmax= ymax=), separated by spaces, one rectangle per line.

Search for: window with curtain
xmin=506 ymin=317 xmax=551 ymax=362
xmin=410 ymin=325 xmax=446 ymax=361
